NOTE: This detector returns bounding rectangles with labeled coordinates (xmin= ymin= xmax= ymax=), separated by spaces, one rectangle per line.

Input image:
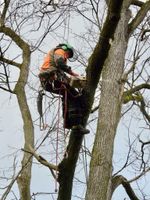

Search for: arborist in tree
xmin=38 ymin=43 xmax=89 ymax=134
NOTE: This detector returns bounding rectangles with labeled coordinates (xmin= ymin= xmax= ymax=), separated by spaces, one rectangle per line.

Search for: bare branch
xmin=112 ymin=175 xmax=140 ymax=200
xmin=0 ymin=0 xmax=10 ymax=25
xmin=131 ymin=0 xmax=144 ymax=7
xmin=129 ymin=167 xmax=150 ymax=183
xmin=0 ymin=26 xmax=30 ymax=54
xmin=0 ymin=86 xmax=14 ymax=93
xmin=0 ymin=56 xmax=21 ymax=68
xmin=125 ymin=83 xmax=150 ymax=94
xmin=1 ymin=173 xmax=19 ymax=200
xmin=139 ymin=138 xmax=150 ymax=169
xmin=1 ymin=154 xmax=33 ymax=200
xmin=128 ymin=1 xmax=150 ymax=34
xmin=22 ymin=145 xmax=58 ymax=179
xmin=123 ymin=84 xmax=150 ymax=105
xmin=122 ymin=56 xmax=139 ymax=82
xmin=138 ymin=97 xmax=150 ymax=123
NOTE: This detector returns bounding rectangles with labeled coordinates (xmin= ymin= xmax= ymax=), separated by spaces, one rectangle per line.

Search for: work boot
xmin=72 ymin=125 xmax=90 ymax=134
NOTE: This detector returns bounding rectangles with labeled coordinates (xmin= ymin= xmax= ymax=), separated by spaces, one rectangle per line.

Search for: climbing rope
xmin=38 ymin=76 xmax=85 ymax=191
xmin=55 ymin=90 xmax=62 ymax=192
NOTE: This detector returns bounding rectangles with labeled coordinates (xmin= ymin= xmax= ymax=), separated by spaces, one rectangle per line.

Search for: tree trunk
xmin=14 ymin=44 xmax=34 ymax=200
xmin=57 ymin=1 xmax=124 ymax=199
xmin=85 ymin=3 xmax=130 ymax=200
xmin=57 ymin=134 xmax=84 ymax=200
xmin=16 ymin=88 xmax=34 ymax=200
xmin=0 ymin=26 xmax=34 ymax=200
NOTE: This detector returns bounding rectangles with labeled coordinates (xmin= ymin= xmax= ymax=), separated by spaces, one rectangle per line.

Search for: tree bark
xmin=15 ymin=86 xmax=34 ymax=200
xmin=112 ymin=176 xmax=139 ymax=200
xmin=85 ymin=2 xmax=130 ymax=200
xmin=57 ymin=134 xmax=83 ymax=200
xmin=0 ymin=26 xmax=34 ymax=200
xmin=14 ymin=42 xmax=34 ymax=200
xmin=57 ymin=1 xmax=124 ymax=200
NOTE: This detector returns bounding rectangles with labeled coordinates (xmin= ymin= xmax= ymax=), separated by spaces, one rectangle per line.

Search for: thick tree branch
xmin=128 ymin=1 xmax=150 ymax=34
xmin=0 ymin=56 xmax=21 ymax=68
xmin=23 ymin=145 xmax=58 ymax=171
xmin=123 ymin=93 xmax=142 ymax=104
xmin=0 ymin=26 xmax=29 ymax=54
xmin=112 ymin=175 xmax=139 ymax=200
xmin=84 ymin=0 xmax=125 ymax=112
xmin=131 ymin=0 xmax=144 ymax=7
xmin=124 ymin=83 xmax=150 ymax=95
xmin=0 ymin=25 xmax=30 ymax=94
xmin=0 ymin=25 xmax=30 ymax=91
xmin=122 ymin=83 xmax=150 ymax=104
xmin=22 ymin=146 xmax=57 ymax=181
xmin=123 ymin=88 xmax=150 ymax=123
xmin=92 ymin=82 xmax=150 ymax=111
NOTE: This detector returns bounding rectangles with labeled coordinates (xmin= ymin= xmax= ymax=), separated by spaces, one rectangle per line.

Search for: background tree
xmin=0 ymin=0 xmax=150 ymax=200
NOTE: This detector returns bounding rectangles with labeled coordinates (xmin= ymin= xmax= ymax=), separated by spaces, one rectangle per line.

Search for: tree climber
xmin=38 ymin=43 xmax=89 ymax=134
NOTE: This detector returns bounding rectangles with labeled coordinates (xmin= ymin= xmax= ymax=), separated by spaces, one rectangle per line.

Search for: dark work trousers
xmin=41 ymin=79 xmax=84 ymax=129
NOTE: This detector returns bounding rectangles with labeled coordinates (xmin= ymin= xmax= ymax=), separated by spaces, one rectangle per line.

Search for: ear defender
xmin=59 ymin=43 xmax=73 ymax=51
xmin=56 ymin=43 xmax=74 ymax=58
xmin=57 ymin=43 xmax=68 ymax=51
xmin=61 ymin=45 xmax=68 ymax=51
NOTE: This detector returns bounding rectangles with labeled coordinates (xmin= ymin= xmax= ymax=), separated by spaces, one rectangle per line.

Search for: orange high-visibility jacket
xmin=40 ymin=48 xmax=71 ymax=74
